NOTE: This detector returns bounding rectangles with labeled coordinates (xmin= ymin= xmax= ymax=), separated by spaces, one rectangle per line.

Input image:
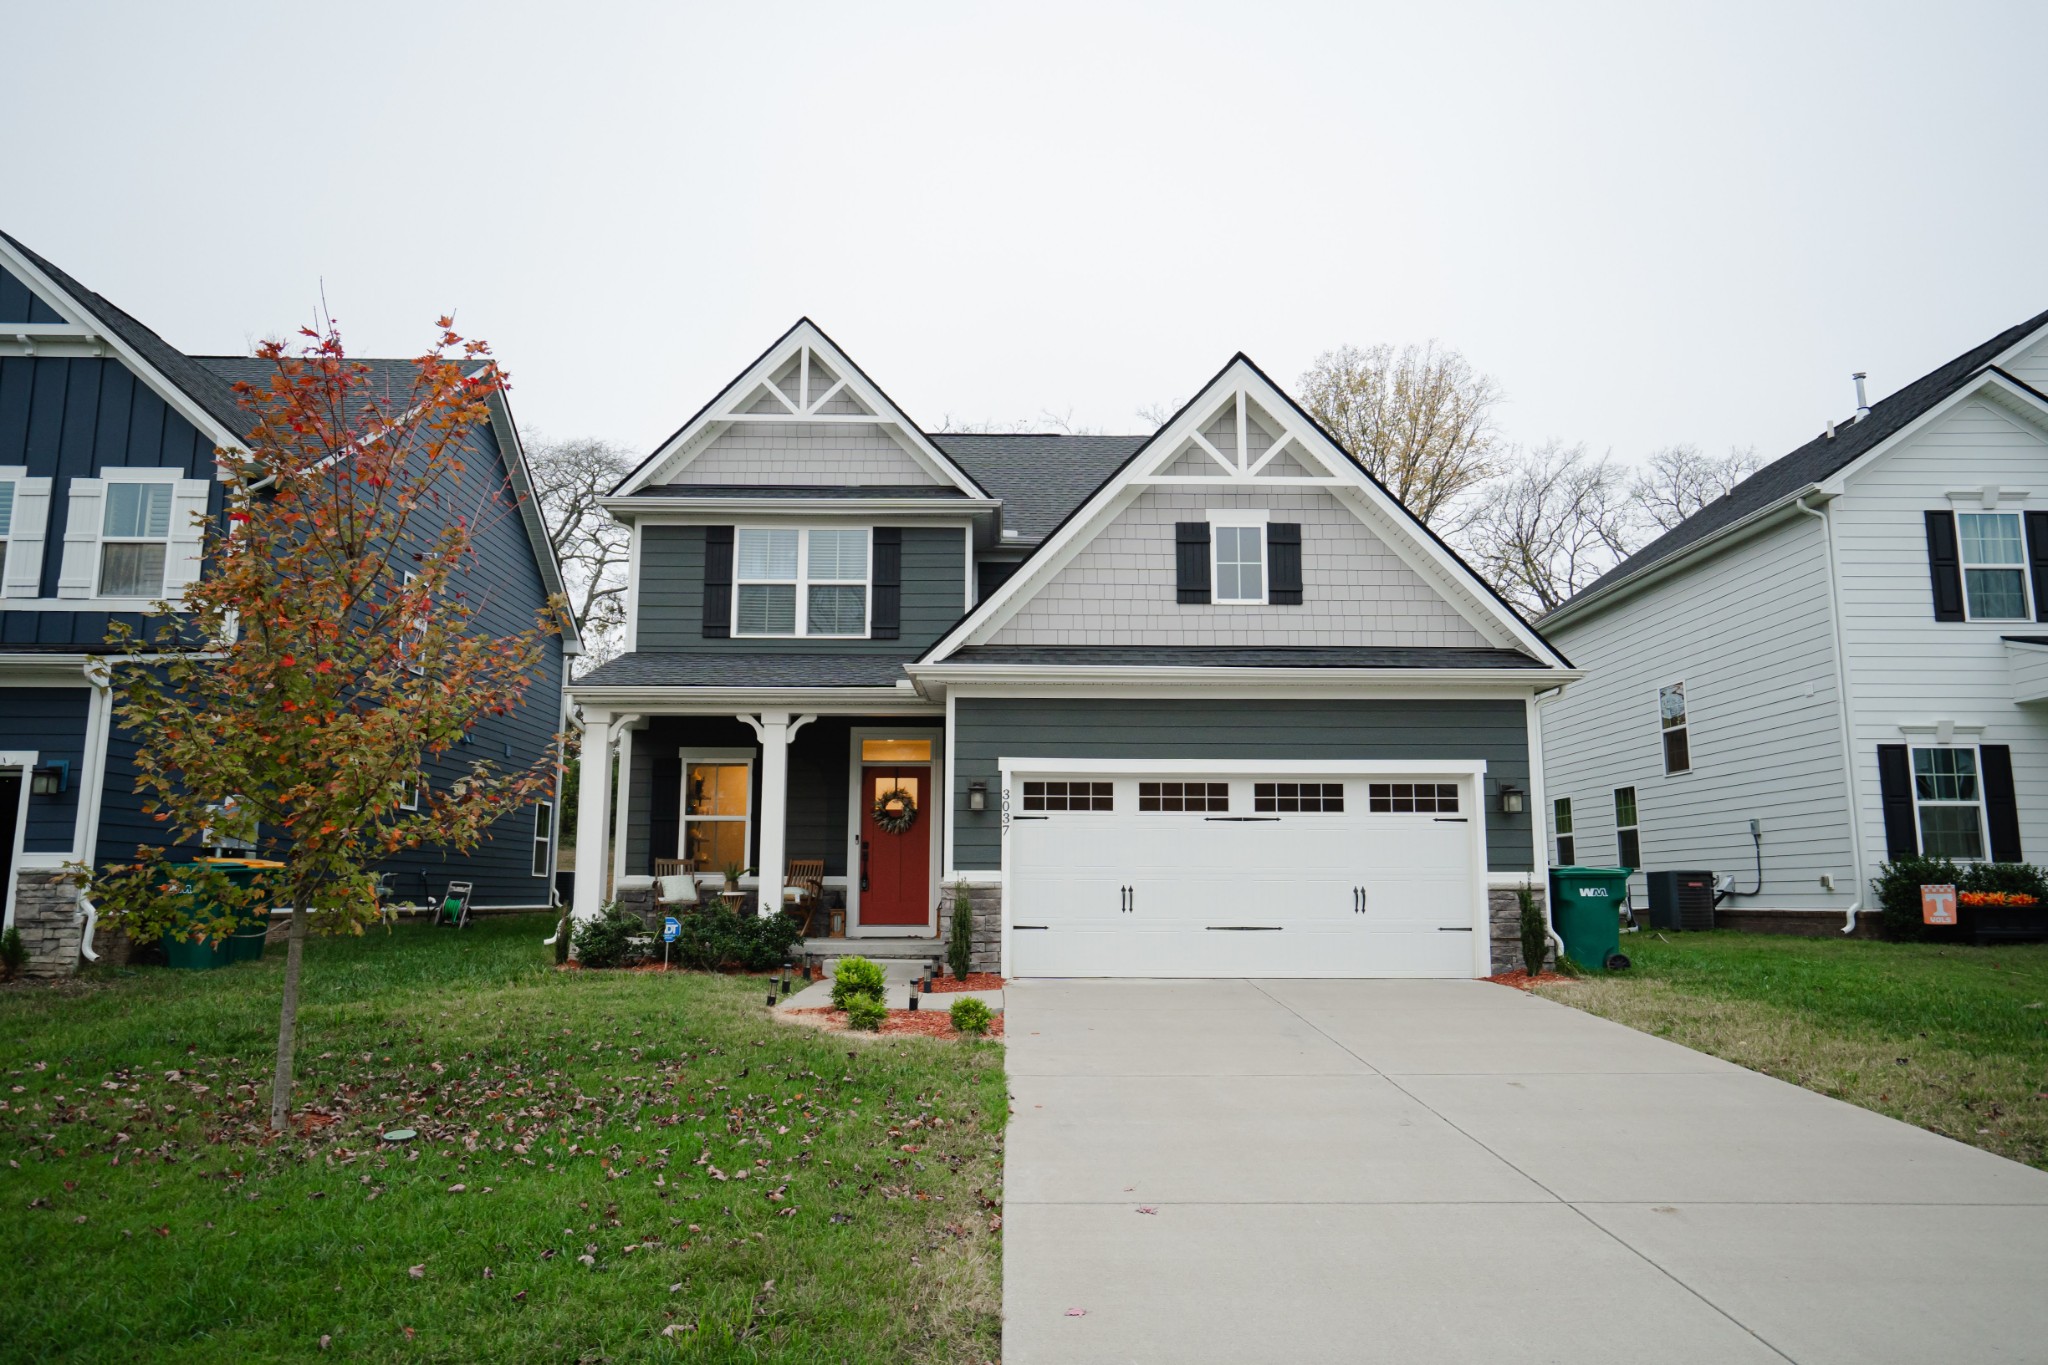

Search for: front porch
xmin=572 ymin=709 xmax=952 ymax=942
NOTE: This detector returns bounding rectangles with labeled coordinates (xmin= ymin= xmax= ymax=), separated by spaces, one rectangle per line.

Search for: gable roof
xmin=919 ymin=351 xmax=1573 ymax=671
xmin=611 ymin=319 xmax=993 ymax=502
xmin=0 ymin=230 xmax=251 ymax=448
xmin=1545 ymin=305 xmax=2048 ymax=626
xmin=931 ymin=433 xmax=1150 ymax=540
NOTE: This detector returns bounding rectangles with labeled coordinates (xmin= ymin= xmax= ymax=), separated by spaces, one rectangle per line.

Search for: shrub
xmin=844 ymin=993 xmax=888 ymax=1032
xmin=674 ymin=906 xmax=806 ymax=972
xmin=949 ymin=882 xmax=973 ymax=982
xmin=1516 ymin=882 xmax=1548 ymax=978
xmin=572 ymin=902 xmax=650 ymax=969
xmin=1871 ymin=856 xmax=1965 ymax=941
xmin=1876 ymin=858 xmax=2048 ymax=940
xmin=0 ymin=926 xmax=24 ymax=980
xmin=831 ymin=955 xmax=888 ymax=1009
xmin=949 ymin=996 xmax=993 ymax=1035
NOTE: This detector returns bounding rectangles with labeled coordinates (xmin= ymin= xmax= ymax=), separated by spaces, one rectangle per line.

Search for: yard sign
xmin=1920 ymin=884 xmax=1958 ymax=926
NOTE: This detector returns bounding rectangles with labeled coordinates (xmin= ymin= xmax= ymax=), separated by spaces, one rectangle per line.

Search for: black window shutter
xmin=1876 ymin=744 xmax=1918 ymax=859
xmin=1980 ymin=744 xmax=2023 ymax=862
xmin=1175 ymin=522 xmax=1211 ymax=604
xmin=1924 ymin=510 xmax=1964 ymax=622
xmin=1268 ymin=522 xmax=1302 ymax=605
xmin=701 ymin=526 xmax=733 ymax=639
xmin=2027 ymin=512 xmax=2048 ymax=623
xmin=871 ymin=527 xmax=902 ymax=640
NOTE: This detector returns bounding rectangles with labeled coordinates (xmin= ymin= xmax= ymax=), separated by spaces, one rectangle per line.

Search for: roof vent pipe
xmin=1852 ymin=372 xmax=1871 ymax=421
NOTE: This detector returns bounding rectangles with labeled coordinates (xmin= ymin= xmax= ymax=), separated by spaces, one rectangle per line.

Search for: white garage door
xmin=1006 ymin=768 xmax=1484 ymax=978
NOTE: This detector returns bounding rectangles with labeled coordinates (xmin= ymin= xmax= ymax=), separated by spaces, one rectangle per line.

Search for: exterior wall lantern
xmin=968 ymin=781 xmax=987 ymax=812
xmin=1497 ymin=783 xmax=1524 ymax=815
xmin=30 ymin=760 xmax=70 ymax=796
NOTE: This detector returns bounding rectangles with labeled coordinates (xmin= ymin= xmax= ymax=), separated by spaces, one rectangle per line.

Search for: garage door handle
xmin=1014 ymin=924 xmax=1048 ymax=930
xmin=1434 ymin=817 xmax=1468 ymax=823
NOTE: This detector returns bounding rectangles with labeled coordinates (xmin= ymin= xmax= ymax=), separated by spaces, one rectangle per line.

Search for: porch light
xmin=968 ymin=781 xmax=987 ymax=812
xmin=30 ymin=760 xmax=69 ymax=796
xmin=1498 ymin=784 xmax=1524 ymax=815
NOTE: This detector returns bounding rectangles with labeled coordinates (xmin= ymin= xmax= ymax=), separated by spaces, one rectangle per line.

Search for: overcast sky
xmin=9 ymin=2 xmax=2047 ymax=468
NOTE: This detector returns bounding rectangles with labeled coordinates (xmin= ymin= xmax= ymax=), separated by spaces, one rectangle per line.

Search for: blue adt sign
xmin=662 ymin=916 xmax=681 ymax=943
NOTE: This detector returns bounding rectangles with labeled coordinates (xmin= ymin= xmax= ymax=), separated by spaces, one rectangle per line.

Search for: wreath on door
xmin=871 ymin=786 xmax=919 ymax=835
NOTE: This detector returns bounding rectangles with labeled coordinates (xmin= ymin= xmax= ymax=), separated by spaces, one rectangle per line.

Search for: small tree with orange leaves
xmin=90 ymin=317 xmax=565 ymax=1133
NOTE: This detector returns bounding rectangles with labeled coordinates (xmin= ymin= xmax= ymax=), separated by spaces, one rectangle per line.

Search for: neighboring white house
xmin=1537 ymin=306 xmax=2048 ymax=930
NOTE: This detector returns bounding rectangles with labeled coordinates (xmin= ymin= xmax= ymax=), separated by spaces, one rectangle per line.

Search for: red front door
xmin=859 ymin=764 xmax=930 ymax=926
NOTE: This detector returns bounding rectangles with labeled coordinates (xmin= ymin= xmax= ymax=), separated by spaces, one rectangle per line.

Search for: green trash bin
xmin=1548 ymin=866 xmax=1633 ymax=972
xmin=159 ymin=859 xmax=282 ymax=969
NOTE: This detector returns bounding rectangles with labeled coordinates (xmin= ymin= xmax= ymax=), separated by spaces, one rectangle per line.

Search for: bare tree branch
xmin=525 ymin=435 xmax=634 ymax=670
xmin=1461 ymin=441 xmax=1643 ymax=616
xmin=1630 ymin=443 xmax=1763 ymax=531
xmin=1297 ymin=342 xmax=1503 ymax=526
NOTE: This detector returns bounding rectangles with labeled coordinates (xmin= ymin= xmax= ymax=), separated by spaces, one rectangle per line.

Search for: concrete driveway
xmin=1002 ymin=978 xmax=2048 ymax=1364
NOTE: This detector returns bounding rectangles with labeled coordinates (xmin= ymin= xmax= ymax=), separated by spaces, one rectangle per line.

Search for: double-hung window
xmin=1613 ymin=787 xmax=1640 ymax=868
xmin=531 ymin=800 xmax=554 ymax=877
xmin=1957 ymin=512 xmax=2029 ymax=621
xmin=1554 ymin=798 xmax=1575 ymax=865
xmin=683 ymin=753 xmax=753 ymax=873
xmin=1913 ymin=747 xmax=1985 ymax=860
xmin=99 ymin=480 xmax=172 ymax=597
xmin=1659 ymin=682 xmax=1690 ymax=774
xmin=734 ymin=527 xmax=869 ymax=636
xmin=1212 ymin=521 xmax=1266 ymax=603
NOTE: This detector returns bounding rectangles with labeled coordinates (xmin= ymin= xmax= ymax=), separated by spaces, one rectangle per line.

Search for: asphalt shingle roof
xmin=942 ymin=645 xmax=1547 ymax=669
xmin=574 ymin=651 xmax=912 ymax=689
xmin=3 ymin=230 xmax=251 ymax=441
xmin=1552 ymin=306 xmax=2048 ymax=618
xmin=931 ymin=433 xmax=1150 ymax=540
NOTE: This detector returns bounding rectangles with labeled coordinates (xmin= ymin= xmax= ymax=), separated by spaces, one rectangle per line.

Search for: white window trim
xmin=1613 ymin=786 xmax=1640 ymax=866
xmin=531 ymin=799 xmax=554 ymax=878
xmin=1659 ymin=681 xmax=1691 ymax=775
xmin=679 ymin=747 xmax=757 ymax=876
xmin=732 ymin=525 xmax=872 ymax=639
xmin=97 ymin=478 xmax=175 ymax=598
xmin=1910 ymin=744 xmax=1989 ymax=862
xmin=54 ymin=467 xmax=210 ymax=609
xmin=1956 ymin=510 xmax=2032 ymax=624
xmin=1205 ymin=509 xmax=1269 ymax=606
xmin=397 ymin=777 xmax=421 ymax=812
xmin=1553 ymin=796 xmax=1575 ymax=866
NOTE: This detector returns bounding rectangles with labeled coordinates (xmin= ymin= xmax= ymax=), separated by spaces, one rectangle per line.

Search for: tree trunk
xmin=268 ymin=899 xmax=310 ymax=1133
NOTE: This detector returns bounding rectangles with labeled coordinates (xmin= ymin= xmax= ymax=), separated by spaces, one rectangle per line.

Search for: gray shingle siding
xmin=678 ymin=422 xmax=938 ymax=486
xmin=636 ymin=524 xmax=965 ymax=655
xmin=950 ymin=696 xmax=1531 ymax=873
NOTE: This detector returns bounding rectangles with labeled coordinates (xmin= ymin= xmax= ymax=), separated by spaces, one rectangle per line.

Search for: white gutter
xmin=564 ymin=685 xmax=934 ymax=712
xmin=1526 ymin=691 xmax=1566 ymax=960
xmin=603 ymin=496 xmax=1002 ymax=516
xmin=77 ymin=894 xmax=100 ymax=963
xmin=1796 ymin=494 xmax=1867 ymax=934
xmin=1540 ymin=488 xmax=1820 ymax=633
xmin=905 ymin=664 xmax=1581 ymax=698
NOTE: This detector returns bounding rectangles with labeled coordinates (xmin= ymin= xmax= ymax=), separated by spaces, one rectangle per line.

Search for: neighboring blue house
xmin=0 ymin=231 xmax=578 ymax=974
xmin=567 ymin=321 xmax=1577 ymax=977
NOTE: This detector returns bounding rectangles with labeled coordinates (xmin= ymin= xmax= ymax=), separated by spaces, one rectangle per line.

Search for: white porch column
xmin=571 ymin=708 xmax=614 ymax=925
xmin=738 ymin=712 xmax=816 ymax=919
xmin=611 ymin=724 xmax=636 ymax=886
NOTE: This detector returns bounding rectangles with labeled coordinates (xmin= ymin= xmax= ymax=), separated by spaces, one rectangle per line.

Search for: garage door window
xmin=1139 ymin=781 xmax=1228 ymax=812
xmin=1256 ymin=782 xmax=1344 ymax=812
xmin=1367 ymin=782 xmax=1455 ymax=813
xmin=1022 ymin=780 xmax=1114 ymax=812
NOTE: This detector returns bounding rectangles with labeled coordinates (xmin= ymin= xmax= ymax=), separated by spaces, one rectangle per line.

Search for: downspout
xmin=543 ymin=708 xmax=639 ymax=946
xmin=1528 ymin=688 xmax=1567 ymax=959
xmin=1796 ymin=494 xmax=1867 ymax=933
xmin=78 ymin=895 xmax=100 ymax=963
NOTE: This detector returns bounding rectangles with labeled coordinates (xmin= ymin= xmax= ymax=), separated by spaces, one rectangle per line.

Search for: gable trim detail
xmin=612 ymin=320 xmax=991 ymax=501
xmin=917 ymin=354 xmax=1570 ymax=669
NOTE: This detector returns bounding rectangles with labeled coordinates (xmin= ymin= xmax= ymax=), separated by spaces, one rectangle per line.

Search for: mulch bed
xmin=782 ymin=1006 xmax=1005 ymax=1040
xmin=1484 ymin=969 xmax=1578 ymax=990
xmin=918 ymin=972 xmax=1004 ymax=993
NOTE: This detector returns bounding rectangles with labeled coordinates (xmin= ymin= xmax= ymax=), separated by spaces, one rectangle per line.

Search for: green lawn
xmin=1537 ymin=930 xmax=2048 ymax=1169
xmin=0 ymin=915 xmax=1006 ymax=1363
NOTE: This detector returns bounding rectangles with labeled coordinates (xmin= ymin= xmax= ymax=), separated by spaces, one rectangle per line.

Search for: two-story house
xmin=0 ymin=231 xmax=578 ymax=974
xmin=566 ymin=321 xmax=1578 ymax=977
xmin=1537 ymin=307 xmax=2048 ymax=933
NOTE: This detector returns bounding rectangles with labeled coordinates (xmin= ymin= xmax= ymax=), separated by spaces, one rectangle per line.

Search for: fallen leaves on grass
xmin=780 ymin=1007 xmax=1005 ymax=1040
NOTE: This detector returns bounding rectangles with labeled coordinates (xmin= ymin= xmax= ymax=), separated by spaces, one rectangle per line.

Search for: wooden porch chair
xmin=785 ymin=859 xmax=827 ymax=936
xmin=653 ymin=858 xmax=690 ymax=879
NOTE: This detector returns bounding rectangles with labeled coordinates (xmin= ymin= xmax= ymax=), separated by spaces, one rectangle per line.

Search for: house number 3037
xmin=1001 ymin=786 xmax=1011 ymax=834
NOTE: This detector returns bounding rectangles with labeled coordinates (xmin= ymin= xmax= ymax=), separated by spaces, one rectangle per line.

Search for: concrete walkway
xmin=1002 ymin=978 xmax=2048 ymax=1364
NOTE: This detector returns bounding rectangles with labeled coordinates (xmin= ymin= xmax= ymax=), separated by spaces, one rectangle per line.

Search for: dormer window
xmin=734 ymin=527 xmax=869 ymax=637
